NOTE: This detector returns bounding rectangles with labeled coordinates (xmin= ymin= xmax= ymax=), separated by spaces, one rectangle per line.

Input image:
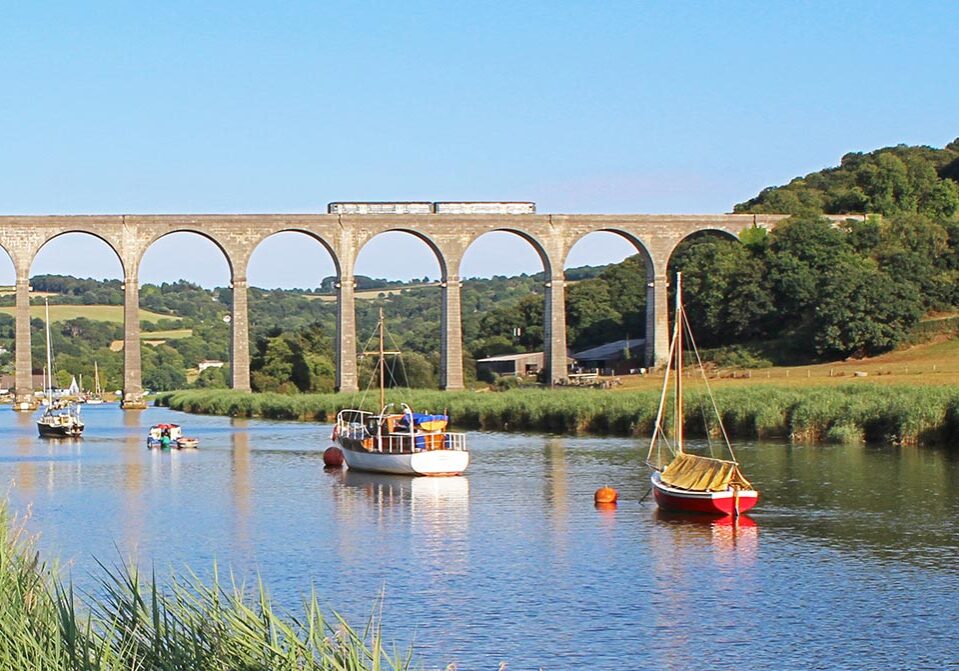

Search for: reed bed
xmin=0 ymin=508 xmax=413 ymax=671
xmin=156 ymin=384 xmax=959 ymax=447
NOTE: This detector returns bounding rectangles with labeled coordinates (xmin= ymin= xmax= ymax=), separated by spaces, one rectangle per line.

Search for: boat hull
xmin=147 ymin=438 xmax=197 ymax=450
xmin=338 ymin=442 xmax=469 ymax=476
xmin=651 ymin=471 xmax=758 ymax=516
xmin=37 ymin=421 xmax=84 ymax=438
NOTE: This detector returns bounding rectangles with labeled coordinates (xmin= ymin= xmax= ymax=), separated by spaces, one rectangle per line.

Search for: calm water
xmin=1 ymin=404 xmax=958 ymax=670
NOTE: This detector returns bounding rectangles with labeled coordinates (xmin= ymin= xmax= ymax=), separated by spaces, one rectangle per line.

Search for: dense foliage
xmin=671 ymin=139 xmax=959 ymax=360
xmin=734 ymin=140 xmax=959 ymax=218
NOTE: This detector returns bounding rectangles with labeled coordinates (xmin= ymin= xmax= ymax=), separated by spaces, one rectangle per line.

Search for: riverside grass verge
xmin=155 ymin=384 xmax=959 ymax=447
xmin=0 ymin=506 xmax=413 ymax=671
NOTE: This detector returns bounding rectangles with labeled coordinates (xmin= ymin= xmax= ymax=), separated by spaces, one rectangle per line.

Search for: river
xmin=1 ymin=404 xmax=957 ymax=670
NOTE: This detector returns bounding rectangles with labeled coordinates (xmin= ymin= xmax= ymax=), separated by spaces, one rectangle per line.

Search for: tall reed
xmin=156 ymin=384 xmax=959 ymax=447
xmin=0 ymin=507 xmax=414 ymax=670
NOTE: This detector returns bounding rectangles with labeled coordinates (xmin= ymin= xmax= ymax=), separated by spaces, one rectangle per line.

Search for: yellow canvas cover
xmin=418 ymin=419 xmax=448 ymax=432
xmin=660 ymin=453 xmax=752 ymax=492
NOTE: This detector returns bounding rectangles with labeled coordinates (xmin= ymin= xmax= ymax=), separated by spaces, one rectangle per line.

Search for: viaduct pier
xmin=0 ymin=204 xmax=810 ymax=408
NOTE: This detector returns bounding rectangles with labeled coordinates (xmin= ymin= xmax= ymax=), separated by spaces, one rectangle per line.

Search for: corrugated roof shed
xmin=573 ymin=339 xmax=644 ymax=361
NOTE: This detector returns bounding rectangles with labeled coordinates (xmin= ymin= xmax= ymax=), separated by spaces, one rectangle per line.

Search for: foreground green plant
xmin=155 ymin=384 xmax=959 ymax=447
xmin=0 ymin=509 xmax=413 ymax=671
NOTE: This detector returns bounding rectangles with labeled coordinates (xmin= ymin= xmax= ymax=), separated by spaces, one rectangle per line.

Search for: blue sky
xmin=2 ymin=1 xmax=957 ymax=286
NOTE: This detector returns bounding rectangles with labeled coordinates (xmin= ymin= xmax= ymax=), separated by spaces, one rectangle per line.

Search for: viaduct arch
xmin=0 ymin=209 xmax=807 ymax=408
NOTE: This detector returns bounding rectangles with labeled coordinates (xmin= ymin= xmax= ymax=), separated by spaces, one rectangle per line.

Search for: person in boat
xmin=160 ymin=428 xmax=171 ymax=450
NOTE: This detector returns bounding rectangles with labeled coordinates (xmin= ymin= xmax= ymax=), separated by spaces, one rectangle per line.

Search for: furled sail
xmin=660 ymin=453 xmax=752 ymax=492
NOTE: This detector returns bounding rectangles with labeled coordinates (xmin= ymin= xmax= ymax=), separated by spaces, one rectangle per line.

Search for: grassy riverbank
xmin=0 ymin=508 xmax=412 ymax=670
xmin=155 ymin=384 xmax=959 ymax=446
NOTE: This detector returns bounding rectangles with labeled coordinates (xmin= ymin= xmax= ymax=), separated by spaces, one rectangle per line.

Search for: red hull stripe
xmin=651 ymin=475 xmax=758 ymax=516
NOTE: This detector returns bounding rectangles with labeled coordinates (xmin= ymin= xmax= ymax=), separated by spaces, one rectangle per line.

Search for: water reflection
xmin=335 ymin=472 xmax=470 ymax=571
xmin=336 ymin=471 xmax=469 ymax=519
xmin=14 ymin=434 xmax=35 ymax=496
xmin=653 ymin=510 xmax=759 ymax=559
xmin=122 ymin=409 xmax=143 ymax=429
xmin=543 ymin=439 xmax=569 ymax=555
xmin=122 ymin=428 xmax=145 ymax=552
xmin=231 ymin=419 xmax=252 ymax=558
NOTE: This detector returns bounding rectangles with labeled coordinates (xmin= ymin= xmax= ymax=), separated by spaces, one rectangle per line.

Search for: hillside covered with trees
xmin=674 ymin=139 xmax=959 ymax=362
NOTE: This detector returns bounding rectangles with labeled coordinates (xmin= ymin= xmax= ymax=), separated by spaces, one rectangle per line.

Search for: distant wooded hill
xmin=735 ymin=139 xmax=959 ymax=217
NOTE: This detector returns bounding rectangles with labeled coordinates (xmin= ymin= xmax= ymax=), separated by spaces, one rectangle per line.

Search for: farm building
xmin=572 ymin=339 xmax=645 ymax=375
xmin=476 ymin=352 xmax=544 ymax=378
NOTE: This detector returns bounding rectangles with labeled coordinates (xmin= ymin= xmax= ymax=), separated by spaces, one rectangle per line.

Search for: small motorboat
xmin=37 ymin=402 xmax=84 ymax=438
xmin=147 ymin=424 xmax=199 ymax=450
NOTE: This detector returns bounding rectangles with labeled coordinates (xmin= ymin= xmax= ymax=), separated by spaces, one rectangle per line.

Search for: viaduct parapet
xmin=0 ymin=208 xmax=833 ymax=408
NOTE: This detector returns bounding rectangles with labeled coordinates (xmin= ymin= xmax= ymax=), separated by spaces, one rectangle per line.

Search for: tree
xmin=566 ymin=280 xmax=621 ymax=350
xmin=735 ymin=141 xmax=959 ymax=219
xmin=668 ymin=236 xmax=774 ymax=346
xmin=874 ymin=213 xmax=950 ymax=310
xmin=143 ymin=363 xmax=187 ymax=391
xmin=767 ymin=216 xmax=850 ymax=319
xmin=597 ymin=254 xmax=648 ymax=340
xmin=357 ymin=350 xmax=437 ymax=389
xmin=251 ymin=335 xmax=297 ymax=393
xmin=813 ymin=258 xmax=922 ymax=356
xmin=194 ymin=366 xmax=229 ymax=388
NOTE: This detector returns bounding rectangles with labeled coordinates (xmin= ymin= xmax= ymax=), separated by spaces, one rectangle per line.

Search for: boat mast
xmin=45 ymin=298 xmax=53 ymax=407
xmin=94 ymin=361 xmax=101 ymax=395
xmin=674 ymin=273 xmax=683 ymax=452
xmin=378 ymin=308 xmax=386 ymax=411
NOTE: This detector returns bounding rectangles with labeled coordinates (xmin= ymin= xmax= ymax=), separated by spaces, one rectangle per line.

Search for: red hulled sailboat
xmin=646 ymin=273 xmax=758 ymax=517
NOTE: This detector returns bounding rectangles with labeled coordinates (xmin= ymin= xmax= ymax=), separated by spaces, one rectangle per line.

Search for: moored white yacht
xmin=332 ymin=309 xmax=469 ymax=476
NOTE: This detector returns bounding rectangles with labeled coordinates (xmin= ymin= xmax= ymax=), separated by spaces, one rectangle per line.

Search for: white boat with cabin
xmin=332 ymin=310 xmax=469 ymax=476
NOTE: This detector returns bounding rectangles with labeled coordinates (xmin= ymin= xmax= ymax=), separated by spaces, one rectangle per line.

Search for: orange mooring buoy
xmin=323 ymin=446 xmax=344 ymax=468
xmin=594 ymin=486 xmax=618 ymax=505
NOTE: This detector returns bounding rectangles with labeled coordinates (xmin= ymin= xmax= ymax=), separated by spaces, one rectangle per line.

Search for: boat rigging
xmin=646 ymin=273 xmax=758 ymax=516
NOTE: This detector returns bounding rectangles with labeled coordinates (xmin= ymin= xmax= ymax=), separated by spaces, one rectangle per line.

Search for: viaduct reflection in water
xmin=121 ymin=410 xmax=146 ymax=552
xmin=230 ymin=418 xmax=252 ymax=558
xmin=543 ymin=439 xmax=569 ymax=555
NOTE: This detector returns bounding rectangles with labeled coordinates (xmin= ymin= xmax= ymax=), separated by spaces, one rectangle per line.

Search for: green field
xmin=617 ymin=334 xmax=959 ymax=392
xmin=141 ymin=328 xmax=193 ymax=340
xmin=0 ymin=304 xmax=172 ymax=324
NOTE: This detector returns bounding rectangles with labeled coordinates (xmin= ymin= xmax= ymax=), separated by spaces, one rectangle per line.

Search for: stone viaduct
xmin=0 ymin=204 xmax=816 ymax=408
